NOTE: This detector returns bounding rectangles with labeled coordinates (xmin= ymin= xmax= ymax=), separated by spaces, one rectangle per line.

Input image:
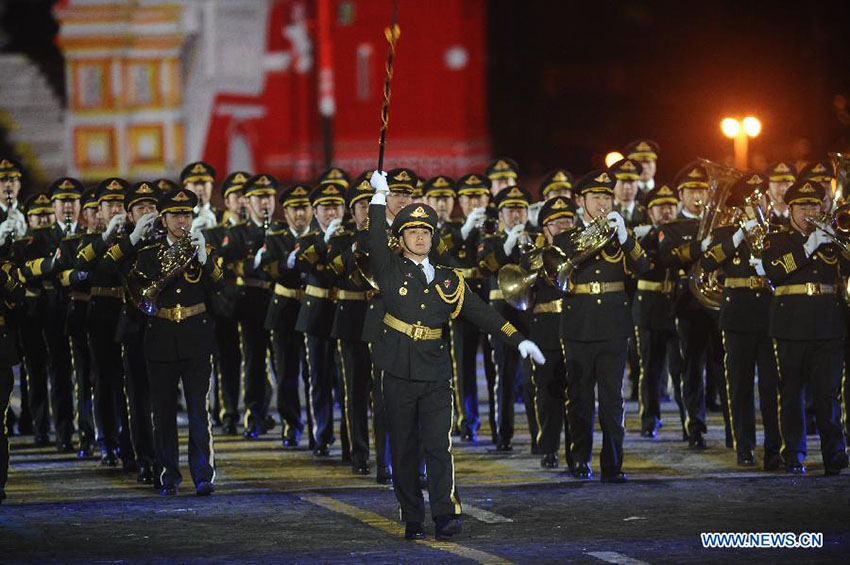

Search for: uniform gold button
xmin=637 ymin=296 xmax=642 ymax=301
xmin=424 ymin=289 xmax=429 ymax=294
xmin=369 ymin=305 xmax=374 ymax=310
xmin=725 ymin=297 xmax=730 ymax=302
xmin=596 ymin=299 xmax=602 ymax=304
xmin=176 ymin=288 xmax=181 ymax=294
xmin=420 ymin=304 xmax=425 ymax=309
xmin=594 ymin=269 xmax=600 ymax=274
xmin=755 ymin=292 xmax=761 ymax=298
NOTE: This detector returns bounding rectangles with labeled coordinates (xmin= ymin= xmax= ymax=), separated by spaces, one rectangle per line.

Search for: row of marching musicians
xmin=2 ymin=148 xmax=850 ymax=505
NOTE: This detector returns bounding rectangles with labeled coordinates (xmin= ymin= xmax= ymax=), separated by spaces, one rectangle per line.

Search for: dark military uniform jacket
xmin=293 ymin=227 xmax=335 ymax=337
xmin=326 ymin=227 xmax=372 ymax=342
xmin=555 ymin=227 xmax=650 ymax=342
xmin=219 ymin=219 xmax=278 ymax=323
xmin=203 ymin=218 xmax=244 ymax=318
xmin=261 ymin=225 xmax=304 ymax=332
xmin=75 ymin=230 xmax=127 ymax=334
xmin=762 ymin=230 xmax=849 ymax=341
xmin=134 ymin=238 xmax=223 ymax=361
xmin=442 ymin=217 xmax=489 ymax=302
xmin=701 ymin=224 xmax=771 ymax=334
xmin=369 ymin=202 xmax=524 ymax=381
xmin=657 ymin=215 xmax=703 ymax=313
xmin=632 ymin=226 xmax=677 ymax=331
xmin=0 ymin=261 xmax=24 ymax=366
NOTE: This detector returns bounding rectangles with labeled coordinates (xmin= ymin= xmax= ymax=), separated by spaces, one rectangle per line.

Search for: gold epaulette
xmin=435 ymin=268 xmax=466 ymax=319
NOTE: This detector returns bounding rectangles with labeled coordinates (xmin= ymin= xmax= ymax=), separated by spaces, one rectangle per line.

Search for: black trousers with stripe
xmin=335 ymin=339 xmax=370 ymax=466
xmin=383 ymin=373 xmax=460 ymax=522
xmin=148 ymin=356 xmax=214 ymax=489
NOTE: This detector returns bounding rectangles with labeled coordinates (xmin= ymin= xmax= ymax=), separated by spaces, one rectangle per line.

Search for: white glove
xmin=606 ymin=211 xmax=628 ymax=245
xmin=0 ymin=219 xmax=15 ymax=245
xmin=700 ymin=236 xmax=712 ymax=253
xmin=324 ymin=218 xmax=343 ymax=243
xmin=191 ymin=216 xmax=212 ymax=233
xmin=286 ymin=249 xmax=297 ymax=269
xmin=461 ymin=207 xmax=486 ymax=241
xmin=103 ymin=214 xmax=125 ymax=241
xmin=130 ymin=212 xmax=158 ymax=245
xmin=7 ymin=209 xmax=26 ymax=238
xmin=252 ymin=246 xmax=265 ymax=270
xmin=192 ymin=230 xmax=207 ymax=264
xmin=503 ymin=223 xmax=525 ymax=256
xmin=732 ymin=229 xmax=745 ymax=248
xmin=633 ymin=224 xmax=652 ymax=239
xmin=803 ymin=228 xmax=829 ymax=257
xmin=518 ymin=340 xmax=546 ymax=365
xmin=370 ymin=170 xmax=389 ymax=194
xmin=749 ymin=257 xmax=765 ymax=276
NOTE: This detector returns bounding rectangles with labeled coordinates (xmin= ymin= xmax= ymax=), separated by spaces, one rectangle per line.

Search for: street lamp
xmin=605 ymin=151 xmax=624 ymax=168
xmin=721 ymin=116 xmax=761 ymax=169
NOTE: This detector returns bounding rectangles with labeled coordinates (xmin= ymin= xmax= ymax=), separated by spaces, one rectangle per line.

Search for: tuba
xmin=689 ymin=158 xmax=743 ymax=310
xmin=125 ymin=226 xmax=199 ymax=315
xmin=540 ymin=214 xmax=615 ymax=292
xmin=829 ymin=152 xmax=850 ymax=210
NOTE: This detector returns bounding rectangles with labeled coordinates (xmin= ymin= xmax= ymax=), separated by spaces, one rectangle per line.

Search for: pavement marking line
xmin=299 ymin=493 xmax=512 ymax=564
xmin=423 ymin=491 xmax=513 ymax=524
xmin=586 ymin=551 xmax=651 ymax=565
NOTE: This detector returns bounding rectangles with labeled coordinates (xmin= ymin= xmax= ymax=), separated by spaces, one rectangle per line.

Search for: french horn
xmin=125 ymin=226 xmax=199 ymax=315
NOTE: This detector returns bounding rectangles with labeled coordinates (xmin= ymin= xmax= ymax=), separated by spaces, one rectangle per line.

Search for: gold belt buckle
xmin=411 ymin=324 xmax=427 ymax=341
xmin=588 ymin=281 xmax=602 ymax=295
xmin=806 ymin=282 xmax=817 ymax=296
xmin=749 ymin=277 xmax=760 ymax=289
xmin=173 ymin=304 xmax=184 ymax=323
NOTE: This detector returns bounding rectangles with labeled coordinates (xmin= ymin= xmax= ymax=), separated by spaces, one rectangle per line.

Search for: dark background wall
xmin=487 ymin=0 xmax=850 ymax=183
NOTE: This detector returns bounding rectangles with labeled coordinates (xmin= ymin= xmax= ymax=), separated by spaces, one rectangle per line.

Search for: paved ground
xmin=2 ymin=400 xmax=849 ymax=563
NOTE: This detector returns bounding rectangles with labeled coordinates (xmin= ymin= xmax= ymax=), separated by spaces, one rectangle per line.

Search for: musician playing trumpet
xmin=760 ymin=179 xmax=849 ymax=476
xmin=556 ymin=170 xmax=648 ymax=482
xmin=700 ymin=173 xmax=781 ymax=470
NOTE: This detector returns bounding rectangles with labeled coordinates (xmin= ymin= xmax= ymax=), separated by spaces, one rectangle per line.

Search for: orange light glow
xmin=605 ymin=151 xmax=624 ymax=168
xmin=721 ymin=118 xmax=741 ymax=138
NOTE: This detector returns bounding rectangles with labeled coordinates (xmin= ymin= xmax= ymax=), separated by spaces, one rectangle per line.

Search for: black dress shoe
xmin=77 ymin=441 xmax=94 ymax=460
xmin=100 ymin=449 xmax=119 ymax=467
xmin=763 ymin=453 xmax=783 ymax=471
xmin=688 ymin=433 xmax=707 ymax=450
xmin=418 ymin=474 xmax=428 ymax=490
xmin=160 ymin=484 xmax=178 ymax=496
xmin=573 ymin=463 xmax=593 ymax=480
xmin=640 ymin=428 xmax=658 ymax=438
xmin=57 ymin=440 xmax=75 ymax=453
xmin=404 ymin=522 xmax=425 ymax=540
xmin=737 ymin=452 xmax=756 ymax=467
xmin=786 ymin=464 xmax=806 ymax=475
xmin=352 ymin=462 xmax=370 ymax=475
xmin=34 ymin=434 xmax=51 ymax=447
xmin=221 ymin=422 xmax=238 ymax=436
xmin=196 ymin=481 xmax=215 ymax=496
xmin=460 ymin=431 xmax=477 ymax=443
xmin=601 ymin=472 xmax=629 ymax=483
xmin=824 ymin=451 xmax=849 ymax=476
xmin=495 ymin=441 xmax=513 ymax=452
xmin=281 ymin=437 xmax=298 ymax=449
xmin=376 ymin=466 xmax=392 ymax=485
xmin=541 ymin=453 xmax=559 ymax=469
xmin=312 ymin=444 xmax=330 ymax=457
xmin=434 ymin=515 xmax=463 ymax=541
xmin=137 ymin=463 xmax=154 ymax=485
xmin=242 ymin=427 xmax=261 ymax=440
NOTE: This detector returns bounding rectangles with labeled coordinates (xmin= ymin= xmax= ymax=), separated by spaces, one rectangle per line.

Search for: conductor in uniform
xmin=368 ymin=170 xmax=545 ymax=540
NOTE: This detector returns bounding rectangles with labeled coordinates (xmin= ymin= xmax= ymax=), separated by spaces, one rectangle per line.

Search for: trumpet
xmin=733 ymin=188 xmax=771 ymax=260
xmin=807 ymin=203 xmax=850 ymax=255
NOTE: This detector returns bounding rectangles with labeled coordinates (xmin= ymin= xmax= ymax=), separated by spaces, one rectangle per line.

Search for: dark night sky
xmin=488 ymin=0 xmax=850 ymax=182
xmin=2 ymin=0 xmax=850 ymax=187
